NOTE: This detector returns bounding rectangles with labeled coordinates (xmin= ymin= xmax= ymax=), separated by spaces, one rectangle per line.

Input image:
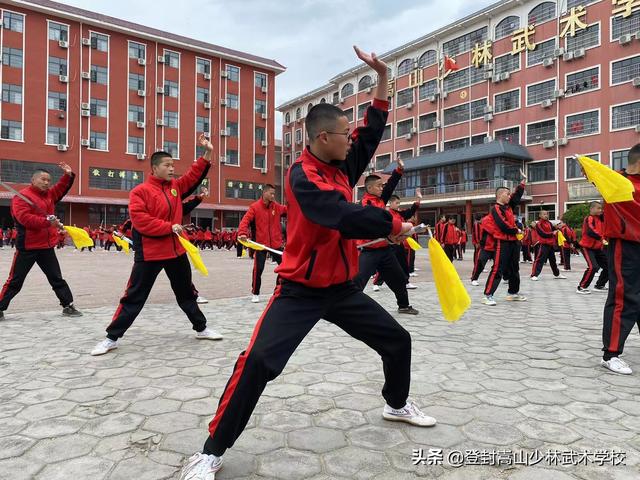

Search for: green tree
xmin=562 ymin=202 xmax=591 ymax=240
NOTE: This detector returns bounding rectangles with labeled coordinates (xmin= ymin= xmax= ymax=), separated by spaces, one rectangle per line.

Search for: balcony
xmin=567 ymin=181 xmax=600 ymax=201
xmin=395 ymin=179 xmax=524 ymax=206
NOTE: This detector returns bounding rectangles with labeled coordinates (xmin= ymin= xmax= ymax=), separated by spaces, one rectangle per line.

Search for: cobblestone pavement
xmin=0 ymin=248 xmax=639 ymax=479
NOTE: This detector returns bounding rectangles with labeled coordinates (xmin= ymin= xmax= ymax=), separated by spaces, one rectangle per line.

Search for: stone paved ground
xmin=0 ymin=248 xmax=639 ymax=479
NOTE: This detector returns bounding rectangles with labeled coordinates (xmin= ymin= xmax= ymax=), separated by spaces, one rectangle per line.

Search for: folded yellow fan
xmin=112 ymin=234 xmax=130 ymax=254
xmin=176 ymin=235 xmax=208 ymax=276
xmin=428 ymin=237 xmax=471 ymax=322
xmin=577 ymin=155 xmax=634 ymax=203
xmin=406 ymin=237 xmax=422 ymax=251
xmin=557 ymin=230 xmax=566 ymax=247
xmin=63 ymin=225 xmax=94 ymax=249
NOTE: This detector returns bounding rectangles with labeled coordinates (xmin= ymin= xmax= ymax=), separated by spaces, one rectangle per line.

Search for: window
xmin=419 ymin=112 xmax=437 ymax=131
xmin=91 ymin=65 xmax=108 ymax=85
xmin=164 ymin=110 xmax=178 ymax=128
xmin=340 ymin=83 xmax=354 ymax=98
xmin=344 ymin=108 xmax=354 ymax=123
xmin=295 ymin=128 xmax=303 ymax=144
xmin=48 ymin=91 xmax=67 ymax=111
xmin=90 ymin=99 xmax=108 ymax=117
xmin=418 ymin=79 xmax=438 ymax=100
xmin=443 ymin=66 xmax=484 ymax=92
xmin=89 ymin=168 xmax=143 ymax=191
xmin=89 ymin=131 xmax=107 ymax=150
xmin=612 ymin=10 xmax=640 ymax=41
xmin=0 ymin=160 xmax=65 ymax=184
xmin=194 ymin=59 xmax=210 ymax=75
xmin=527 ymin=119 xmax=556 ymax=144
xmin=164 ymin=80 xmax=179 ymax=98
xmin=128 ymin=136 xmax=144 ymax=154
xmin=396 ymin=88 xmax=414 ymax=108
xmin=612 ymin=55 xmax=640 ymax=85
xmin=612 ymin=101 xmax=640 ymax=129
xmin=226 ymin=93 xmax=239 ymax=109
xmin=472 ymin=134 xmax=487 ymax=145
xmin=2 ymin=48 xmax=22 ymax=68
xmin=197 ymin=87 xmax=210 ymax=103
xmin=494 ymin=53 xmax=520 ymax=76
xmin=443 ymin=26 xmax=488 ymax=57
xmin=284 ymin=132 xmax=291 ymax=146
xmin=357 ymin=102 xmax=371 ymax=120
xmin=255 ymin=127 xmax=266 ymax=142
xmin=3 ymin=12 xmax=23 ymax=32
xmin=129 ymin=105 xmax=144 ymax=123
xmin=566 ymin=110 xmax=599 ymax=137
xmin=129 ymin=73 xmax=145 ymax=91
xmin=163 ymin=141 xmax=178 ymax=158
xmin=2 ymin=84 xmax=22 ymax=104
xmin=255 ymin=72 xmax=267 ymax=88
xmin=494 ymin=126 xmax=520 ymax=144
xmin=381 ymin=124 xmax=392 ymax=141
xmin=495 ymin=89 xmax=519 ymax=113
xmin=567 ymin=0 xmax=597 ymax=7
xmin=397 ymin=59 xmax=413 ymax=76
xmin=0 ymin=120 xmax=22 ymax=140
xmin=495 ymin=16 xmax=520 ymax=40
xmin=611 ymin=150 xmax=630 ymax=170
xmin=196 ymin=116 xmax=209 ymax=133
xmin=295 ymin=108 xmax=302 ymax=120
xmin=48 ymin=57 xmax=67 ymax=76
xmin=565 ymin=67 xmax=599 ymax=96
xmin=226 ymin=65 xmax=240 ymax=82
xmin=527 ymin=38 xmax=556 ymax=66
xmin=444 ymin=138 xmax=470 ymax=151
xmin=47 ymin=127 xmax=67 ymax=145
xmin=91 ymin=33 xmax=109 ymax=52
xmin=225 ymin=180 xmax=265 ymax=199
xmin=285 ymin=112 xmax=291 ymax=124
xmin=419 ymin=144 xmax=437 ymax=155
xmin=358 ymin=75 xmax=373 ymax=92
xmin=226 ymin=150 xmax=239 ymax=166
xmin=48 ymin=22 xmax=68 ymax=41
xmin=528 ymin=2 xmax=556 ymax=25
xmin=284 ymin=154 xmax=291 ymax=168
xmin=566 ymin=153 xmax=599 ymax=179
xmin=443 ymin=99 xmax=486 ymax=126
xmin=418 ymin=50 xmax=437 ymax=68
xmin=528 ymin=160 xmax=555 ymax=183
xmin=375 ymin=154 xmax=391 ymax=171
xmin=129 ymin=42 xmax=145 ymax=60
xmin=255 ymin=99 xmax=267 ymax=114
xmin=566 ymin=23 xmax=599 ymax=51
xmin=527 ymin=79 xmax=556 ymax=105
xmin=227 ymin=121 xmax=238 ymax=137
xmin=164 ymin=51 xmax=179 ymax=68
xmin=254 ymin=154 xmax=265 ymax=169
xmin=396 ymin=119 xmax=414 ymax=136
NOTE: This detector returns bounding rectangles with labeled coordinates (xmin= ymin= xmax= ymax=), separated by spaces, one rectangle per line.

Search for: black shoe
xmin=62 ymin=304 xmax=83 ymax=317
xmin=0 ymin=311 xmax=4 ymax=320
xmin=398 ymin=306 xmax=419 ymax=315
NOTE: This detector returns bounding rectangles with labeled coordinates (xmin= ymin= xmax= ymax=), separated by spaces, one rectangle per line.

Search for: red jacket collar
xmin=147 ymin=175 xmax=171 ymax=187
xmin=27 ymin=185 xmax=48 ymax=197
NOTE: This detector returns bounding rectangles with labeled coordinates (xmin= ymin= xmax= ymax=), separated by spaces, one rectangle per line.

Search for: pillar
xmin=465 ymin=200 xmax=472 ymax=235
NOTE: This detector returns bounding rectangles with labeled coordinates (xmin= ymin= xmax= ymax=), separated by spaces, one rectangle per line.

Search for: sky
xmin=62 ymin=0 xmax=497 ymax=136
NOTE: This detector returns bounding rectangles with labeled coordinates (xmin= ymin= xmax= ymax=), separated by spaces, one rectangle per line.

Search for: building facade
xmin=0 ymin=0 xmax=285 ymax=229
xmin=278 ymin=0 xmax=640 ymax=231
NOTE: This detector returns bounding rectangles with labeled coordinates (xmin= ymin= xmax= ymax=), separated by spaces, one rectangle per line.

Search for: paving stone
xmin=129 ymin=398 xmax=182 ymax=416
xmin=144 ymin=412 xmax=201 ymax=433
xmin=324 ymin=446 xmax=390 ymax=479
xmin=288 ymin=427 xmax=347 ymax=453
xmin=82 ymin=412 xmax=144 ymax=436
xmin=233 ymin=428 xmax=285 ymax=455
xmin=27 ymin=434 xmax=99 ymax=463
xmin=0 ymin=417 xmax=27 ymax=437
xmin=314 ymin=408 xmax=368 ymax=430
xmin=462 ymin=421 xmax=523 ymax=445
xmin=0 ymin=435 xmax=36 ymax=459
xmin=0 ymin=457 xmax=44 ymax=480
xmin=257 ymin=448 xmax=322 ymax=479
xmin=516 ymin=419 xmax=582 ymax=443
xmin=17 ymin=400 xmax=76 ymax=421
xmin=19 ymin=417 xmax=86 ymax=439
xmin=261 ymin=410 xmax=312 ymax=432
xmin=108 ymin=455 xmax=177 ymax=480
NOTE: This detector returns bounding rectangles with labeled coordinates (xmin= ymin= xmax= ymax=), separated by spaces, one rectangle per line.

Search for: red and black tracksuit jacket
xmin=435 ymin=220 xmax=446 ymax=244
xmin=238 ymin=199 xmax=287 ymax=249
xmin=534 ymin=219 xmax=556 ymax=246
xmin=580 ymin=215 xmax=604 ymax=250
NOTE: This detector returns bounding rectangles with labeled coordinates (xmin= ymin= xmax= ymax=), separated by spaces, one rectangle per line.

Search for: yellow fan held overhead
xmin=576 ymin=155 xmax=634 ymax=203
xmin=176 ymin=234 xmax=208 ymax=276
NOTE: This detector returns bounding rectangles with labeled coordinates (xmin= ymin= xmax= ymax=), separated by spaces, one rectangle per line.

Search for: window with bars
xmin=397 ymin=149 xmax=413 ymax=160
xmin=472 ymin=134 xmax=487 ymax=145
xmin=128 ymin=136 xmax=144 ymax=154
xmin=3 ymin=12 xmax=24 ymax=32
xmin=49 ymin=57 xmax=67 ymax=76
xmin=196 ymin=116 xmax=209 ymax=133
xmin=195 ymin=58 xmax=210 ymax=75
xmin=565 ymin=67 xmax=599 ymax=95
xmin=495 ymin=89 xmax=520 ymax=113
xmin=397 ymin=119 xmax=414 ymax=136
xmin=164 ymin=80 xmax=179 ymax=98
xmin=528 ymin=160 xmax=555 ymax=182
xmin=91 ymin=65 xmax=108 ymax=85
xmin=612 ymin=10 xmax=640 ymax=40
xmin=528 ymin=2 xmax=556 ymax=25
xmin=443 ymin=26 xmax=488 ymax=57
xmin=89 ymin=168 xmax=143 ymax=191
xmin=443 ymin=67 xmax=485 ymax=92
xmin=0 ymin=120 xmax=22 ymax=140
xmin=419 ymin=112 xmax=438 ymax=131
xmin=48 ymin=22 xmax=68 ymax=41
xmin=567 ymin=0 xmax=597 ymax=7
xmin=418 ymin=79 xmax=438 ymax=100
xmin=47 ymin=91 xmax=67 ymax=111
xmin=255 ymin=72 xmax=267 ymax=88
xmin=341 ymin=83 xmax=354 ymax=98
xmin=255 ymin=127 xmax=266 ymax=142
xmin=129 ymin=105 xmax=144 ymax=123
xmin=397 ymin=59 xmax=414 ymax=76
xmin=91 ymin=33 xmax=109 ymax=52
xmin=129 ymin=73 xmax=145 ymax=91
xmin=357 ymin=102 xmax=371 ymax=120
xmin=358 ymin=75 xmax=373 ymax=91
xmin=344 ymin=108 xmax=354 ymax=123
xmin=2 ymin=48 xmax=22 ymax=68
xmin=226 ymin=65 xmax=240 ymax=82
xmin=129 ymin=42 xmax=145 ymax=59
xmin=612 ymin=101 xmax=640 ymax=129
xmin=444 ymin=137 xmax=470 ymax=151
xmin=375 ymin=154 xmax=391 ymax=171
xmin=227 ymin=121 xmax=239 ymax=137
xmin=494 ymin=53 xmax=520 ymax=75
xmin=527 ymin=38 xmax=556 ymax=66
xmin=418 ymin=50 xmax=437 ymax=68
xmin=526 ymin=119 xmax=556 ymax=144
xmin=566 ymin=153 xmax=599 ymax=179
xmin=495 ymin=126 xmax=520 ymax=144
xmin=197 ymin=87 xmax=209 ymax=103
xmin=443 ymin=99 xmax=486 ymax=126
xmin=164 ymin=51 xmax=179 ymax=68
xmin=495 ymin=16 xmax=520 ymax=40
xmin=566 ymin=23 xmax=599 ymax=51
xmin=381 ymin=125 xmax=392 ymax=141
xmin=47 ymin=127 xmax=67 ymax=145
xmin=612 ymin=55 xmax=640 ymax=85
xmin=90 ymin=98 xmax=108 ymax=117
xmin=254 ymin=154 xmax=266 ymax=169
xmin=566 ymin=110 xmax=599 ymax=137
xmin=419 ymin=144 xmax=437 ymax=155
xmin=163 ymin=141 xmax=178 ymax=158
xmin=284 ymin=132 xmax=291 ymax=146
xmin=396 ymin=88 xmax=414 ymax=108
xmin=0 ymin=160 xmax=64 ymax=184
xmin=164 ymin=111 xmax=178 ymax=128
xmin=611 ymin=150 xmax=630 ymax=170
xmin=2 ymin=84 xmax=22 ymax=104
xmin=225 ymin=150 xmax=239 ymax=166
xmin=226 ymin=93 xmax=238 ymax=109
xmin=294 ymin=129 xmax=302 ymax=144
xmin=527 ymin=79 xmax=556 ymax=105
xmin=255 ymin=99 xmax=267 ymax=114
xmin=89 ymin=131 xmax=107 ymax=150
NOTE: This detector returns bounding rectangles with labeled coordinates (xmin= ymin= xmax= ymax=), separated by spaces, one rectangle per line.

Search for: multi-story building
xmin=0 ymin=0 xmax=285 ymax=229
xmin=278 ymin=0 xmax=640 ymax=230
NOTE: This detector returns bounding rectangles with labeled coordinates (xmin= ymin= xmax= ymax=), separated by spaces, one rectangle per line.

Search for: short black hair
xmin=305 ymin=103 xmax=348 ymax=140
xmin=628 ymin=143 xmax=640 ymax=165
xmin=263 ymin=183 xmax=276 ymax=191
xmin=389 ymin=195 xmax=400 ymax=202
xmin=364 ymin=174 xmax=381 ymax=188
xmin=589 ymin=200 xmax=602 ymax=209
xmin=495 ymin=186 xmax=510 ymax=197
xmin=32 ymin=168 xmax=50 ymax=178
xmin=150 ymin=151 xmax=172 ymax=167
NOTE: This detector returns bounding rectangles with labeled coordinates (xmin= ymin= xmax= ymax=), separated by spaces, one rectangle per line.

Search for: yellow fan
xmin=428 ymin=236 xmax=471 ymax=322
xmin=577 ymin=155 xmax=634 ymax=203
xmin=406 ymin=237 xmax=422 ymax=250
xmin=63 ymin=226 xmax=94 ymax=249
xmin=112 ymin=234 xmax=130 ymax=254
xmin=516 ymin=233 xmax=524 ymax=241
xmin=557 ymin=230 xmax=566 ymax=247
xmin=238 ymin=238 xmax=283 ymax=255
xmin=176 ymin=234 xmax=208 ymax=276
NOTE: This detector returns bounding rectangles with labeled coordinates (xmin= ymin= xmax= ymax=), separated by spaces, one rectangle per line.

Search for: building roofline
xmin=7 ymin=0 xmax=286 ymax=73
xmin=276 ymin=83 xmax=334 ymax=111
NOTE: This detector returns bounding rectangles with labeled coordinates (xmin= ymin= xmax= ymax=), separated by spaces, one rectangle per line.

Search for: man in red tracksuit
xmin=0 ymin=163 xmax=82 ymax=319
xmin=441 ymin=217 xmax=459 ymax=262
xmin=182 ymin=47 xmax=435 ymax=479
xmin=471 ymin=214 xmax=482 ymax=268
xmin=577 ymin=201 xmax=609 ymax=294
xmin=530 ymin=211 xmax=566 ymax=281
xmin=521 ymin=225 xmax=533 ymax=263
xmin=470 ymin=214 xmax=496 ymax=286
xmin=434 ymin=215 xmax=447 ymax=245
xmin=237 ymin=184 xmax=287 ymax=303
xmin=90 ymin=135 xmax=222 ymax=356
xmin=482 ymin=170 xmax=528 ymax=305
xmin=600 ymin=143 xmax=640 ymax=375
xmin=558 ymin=221 xmax=576 ymax=271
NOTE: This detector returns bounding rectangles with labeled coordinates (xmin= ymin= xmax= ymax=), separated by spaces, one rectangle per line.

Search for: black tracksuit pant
xmin=602 ymin=239 xmax=640 ymax=360
xmin=484 ymin=239 xmax=520 ymax=296
xmin=579 ymin=247 xmax=609 ymax=289
xmin=0 ymin=248 xmax=73 ymax=311
xmin=521 ymin=245 xmax=532 ymax=262
xmin=374 ymin=245 xmax=410 ymax=287
xmin=203 ymin=279 xmax=411 ymax=456
xmin=443 ymin=244 xmax=456 ymax=262
xmin=531 ymin=244 xmax=560 ymax=278
xmin=471 ymin=249 xmax=495 ymax=281
xmin=252 ymin=250 xmax=282 ymax=295
xmin=354 ymin=248 xmax=410 ymax=308
xmin=561 ymin=247 xmax=572 ymax=270
xmin=106 ymin=254 xmax=207 ymax=340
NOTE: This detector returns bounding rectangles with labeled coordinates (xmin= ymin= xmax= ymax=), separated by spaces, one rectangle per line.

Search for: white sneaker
xmin=505 ymin=294 xmax=527 ymax=302
xmin=180 ymin=452 xmax=223 ymax=480
xmin=414 ymin=267 xmax=420 ymax=272
xmin=471 ymin=280 xmax=479 ymax=286
xmin=576 ymin=287 xmax=591 ymax=295
xmin=593 ymin=286 xmax=609 ymax=292
xmin=482 ymin=296 xmax=497 ymax=306
xmin=372 ymin=285 xmax=380 ymax=292
xmin=530 ymin=276 xmax=539 ymax=281
xmin=251 ymin=295 xmax=260 ymax=303
xmin=554 ymin=274 xmax=567 ymax=279
xmin=383 ymin=400 xmax=436 ymax=427
xmin=409 ymin=272 xmax=418 ymax=277
xmin=601 ymin=357 xmax=632 ymax=375
xmin=91 ymin=338 xmax=118 ymax=356
xmin=196 ymin=296 xmax=209 ymax=304
xmin=406 ymin=283 xmax=417 ymax=290
xmin=195 ymin=328 xmax=223 ymax=341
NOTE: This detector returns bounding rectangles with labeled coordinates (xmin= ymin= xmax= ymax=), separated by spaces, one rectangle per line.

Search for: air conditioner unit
xmin=136 ymin=153 xmax=146 ymax=160
xmin=406 ymin=102 xmax=414 ymax=110
xmin=59 ymin=75 xmax=68 ymax=83
xmin=220 ymin=70 xmax=228 ymax=78
xmin=553 ymin=47 xmax=565 ymax=57
xmin=484 ymin=62 xmax=494 ymax=71
xmin=543 ymin=57 xmax=554 ymax=68
xmin=635 ymin=124 xmax=640 ymax=133
xmin=484 ymin=113 xmax=494 ymax=122
xmin=620 ymin=34 xmax=633 ymax=45
xmin=81 ymin=102 xmax=90 ymax=110
xmin=542 ymin=139 xmax=555 ymax=148
xmin=541 ymin=99 xmax=554 ymax=108
xmin=157 ymin=55 xmax=165 ymax=63
xmin=483 ymin=135 xmax=493 ymax=144
xmin=81 ymin=139 xmax=90 ymax=147
xmin=432 ymin=120 xmax=441 ymax=128
xmin=633 ymin=77 xmax=640 ymax=87
xmin=137 ymin=89 xmax=146 ymax=97
xmin=261 ymin=140 xmax=268 ymax=147
xmin=499 ymin=72 xmax=510 ymax=81
xmin=81 ymin=109 xmax=90 ymax=117
xmin=261 ymin=86 xmax=268 ymax=94
xmin=156 ymin=86 xmax=165 ymax=94
xmin=81 ymin=71 xmax=90 ymax=80
xmin=410 ymin=127 xmax=418 ymax=134
xmin=204 ymin=72 xmax=211 ymax=80
xmin=82 ymin=37 xmax=91 ymax=46
xmin=260 ymin=167 xmax=267 ymax=174
xmin=563 ymin=51 xmax=575 ymax=61
xmin=261 ymin=113 xmax=268 ymax=120
xmin=483 ymin=71 xmax=493 ymax=80
xmin=442 ymin=90 xmax=448 ymax=99
xmin=574 ymin=48 xmax=585 ymax=59
xmin=219 ymin=155 xmax=227 ymax=163
xmin=136 ymin=121 xmax=145 ymax=128
xmin=557 ymin=137 xmax=568 ymax=146
xmin=339 ymin=97 xmax=345 ymax=104
xmin=57 ymin=144 xmax=68 ymax=151
xmin=492 ymin=75 xmax=502 ymax=84
xmin=406 ymin=133 xmax=413 ymax=140
xmin=137 ymin=58 xmax=146 ymax=66
xmin=220 ymin=129 xmax=229 ymax=136
xmin=220 ymin=99 xmax=227 ymax=106
xmin=365 ymin=87 xmax=372 ymax=93
xmin=428 ymin=94 xmax=438 ymax=102
xmin=483 ymin=105 xmax=493 ymax=114
xmin=203 ymin=102 xmax=211 ymax=110
xmin=58 ymin=40 xmax=68 ymax=48
xmin=554 ymin=89 xmax=565 ymax=98
xmin=156 ymin=119 xmax=165 ymax=126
